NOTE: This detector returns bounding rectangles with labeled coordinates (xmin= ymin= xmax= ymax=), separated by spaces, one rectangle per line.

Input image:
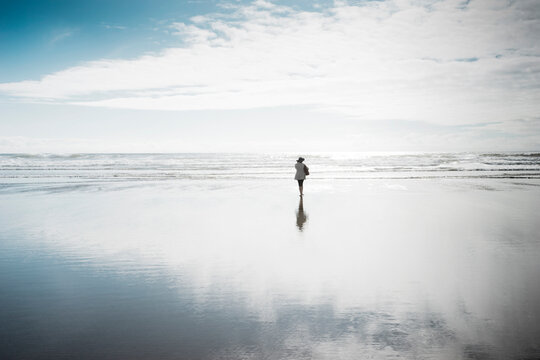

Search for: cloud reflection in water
xmin=1 ymin=179 xmax=539 ymax=359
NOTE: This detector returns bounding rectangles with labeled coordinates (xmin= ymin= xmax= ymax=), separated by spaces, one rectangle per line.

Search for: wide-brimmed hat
xmin=297 ymin=157 xmax=305 ymax=162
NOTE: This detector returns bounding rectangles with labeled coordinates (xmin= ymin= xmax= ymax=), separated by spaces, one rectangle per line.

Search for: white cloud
xmin=1 ymin=0 xmax=539 ymax=126
xmin=50 ymin=29 xmax=75 ymax=44
xmin=0 ymin=136 xmax=196 ymax=153
xmin=102 ymin=24 xmax=127 ymax=30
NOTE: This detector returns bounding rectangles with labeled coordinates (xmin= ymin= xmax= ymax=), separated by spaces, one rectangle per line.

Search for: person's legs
xmin=298 ymin=180 xmax=304 ymax=196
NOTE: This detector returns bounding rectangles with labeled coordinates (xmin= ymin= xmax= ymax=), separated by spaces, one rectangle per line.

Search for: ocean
xmin=1 ymin=152 xmax=539 ymax=359
xmin=1 ymin=152 xmax=539 ymax=193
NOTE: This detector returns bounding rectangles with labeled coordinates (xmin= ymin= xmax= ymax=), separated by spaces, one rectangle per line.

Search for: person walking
xmin=294 ymin=157 xmax=309 ymax=196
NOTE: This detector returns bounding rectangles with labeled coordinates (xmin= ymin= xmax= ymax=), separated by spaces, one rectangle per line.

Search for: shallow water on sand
xmin=1 ymin=154 xmax=540 ymax=359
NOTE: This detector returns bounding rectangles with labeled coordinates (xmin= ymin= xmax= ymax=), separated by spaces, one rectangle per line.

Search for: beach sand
xmin=1 ymin=177 xmax=539 ymax=359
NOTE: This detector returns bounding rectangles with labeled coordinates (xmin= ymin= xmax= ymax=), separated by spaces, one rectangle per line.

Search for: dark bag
xmin=304 ymin=165 xmax=309 ymax=176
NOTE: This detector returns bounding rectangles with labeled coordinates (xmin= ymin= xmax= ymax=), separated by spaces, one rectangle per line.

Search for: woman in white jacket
xmin=294 ymin=157 xmax=309 ymax=196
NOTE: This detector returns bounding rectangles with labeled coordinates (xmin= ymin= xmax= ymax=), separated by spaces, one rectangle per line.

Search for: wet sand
xmin=1 ymin=178 xmax=540 ymax=359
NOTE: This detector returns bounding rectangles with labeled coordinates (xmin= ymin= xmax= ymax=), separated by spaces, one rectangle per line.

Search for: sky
xmin=0 ymin=0 xmax=539 ymax=153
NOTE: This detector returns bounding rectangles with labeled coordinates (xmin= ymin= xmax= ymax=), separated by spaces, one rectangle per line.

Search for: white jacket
xmin=295 ymin=162 xmax=306 ymax=180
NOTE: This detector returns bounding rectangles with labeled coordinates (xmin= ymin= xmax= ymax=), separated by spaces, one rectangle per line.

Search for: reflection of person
xmin=296 ymin=196 xmax=307 ymax=231
xmin=294 ymin=157 xmax=309 ymax=196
